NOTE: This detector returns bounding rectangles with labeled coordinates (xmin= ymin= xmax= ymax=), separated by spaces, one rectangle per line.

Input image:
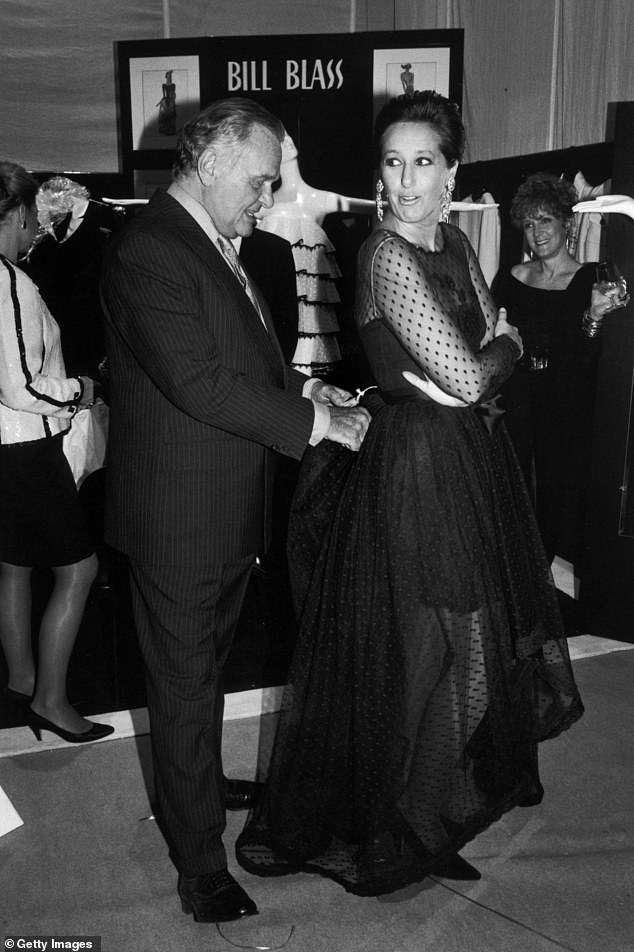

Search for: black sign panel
xmin=116 ymin=30 xmax=463 ymax=197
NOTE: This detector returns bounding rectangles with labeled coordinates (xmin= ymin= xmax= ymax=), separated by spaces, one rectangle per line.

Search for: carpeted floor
xmin=1 ymin=642 xmax=633 ymax=952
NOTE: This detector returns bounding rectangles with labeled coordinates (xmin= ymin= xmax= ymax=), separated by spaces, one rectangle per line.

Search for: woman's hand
xmin=494 ymin=306 xmax=523 ymax=357
xmin=402 ymin=371 xmax=468 ymax=407
xmin=77 ymin=376 xmax=98 ymax=408
xmin=589 ymin=282 xmax=631 ymax=322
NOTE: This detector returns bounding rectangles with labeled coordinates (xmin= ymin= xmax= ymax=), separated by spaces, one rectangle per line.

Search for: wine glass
xmin=595 ymin=261 xmax=629 ymax=312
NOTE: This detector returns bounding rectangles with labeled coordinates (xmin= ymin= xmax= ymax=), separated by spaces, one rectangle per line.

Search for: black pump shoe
xmin=28 ymin=708 xmax=114 ymax=744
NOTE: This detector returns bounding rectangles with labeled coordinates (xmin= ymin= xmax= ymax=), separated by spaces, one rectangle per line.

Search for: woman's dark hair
xmin=0 ymin=161 xmax=39 ymax=223
xmin=173 ymin=97 xmax=285 ymax=177
xmin=373 ymin=90 xmax=465 ymax=167
xmin=510 ymin=172 xmax=578 ymax=229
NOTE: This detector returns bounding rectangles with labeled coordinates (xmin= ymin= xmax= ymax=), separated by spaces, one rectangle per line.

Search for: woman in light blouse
xmin=0 ymin=160 xmax=112 ymax=743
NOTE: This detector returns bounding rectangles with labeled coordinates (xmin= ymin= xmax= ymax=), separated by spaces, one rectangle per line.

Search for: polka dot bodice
xmin=355 ymin=224 xmax=519 ymax=404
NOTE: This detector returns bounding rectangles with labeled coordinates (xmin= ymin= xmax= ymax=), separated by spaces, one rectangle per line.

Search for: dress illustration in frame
xmin=129 ymin=55 xmax=200 ymax=151
xmin=372 ymin=45 xmax=451 ymax=113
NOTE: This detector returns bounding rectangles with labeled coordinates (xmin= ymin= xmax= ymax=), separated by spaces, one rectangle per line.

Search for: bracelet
xmin=582 ymin=308 xmax=602 ymax=339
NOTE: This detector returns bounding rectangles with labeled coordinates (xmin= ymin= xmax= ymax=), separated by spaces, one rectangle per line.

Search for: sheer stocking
xmin=0 ymin=555 xmax=98 ymax=731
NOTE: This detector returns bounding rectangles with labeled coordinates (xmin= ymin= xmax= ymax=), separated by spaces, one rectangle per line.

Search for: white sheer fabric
xmin=451 ymin=196 xmax=501 ymax=288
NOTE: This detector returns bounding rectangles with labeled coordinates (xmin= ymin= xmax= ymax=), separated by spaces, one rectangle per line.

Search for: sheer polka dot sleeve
xmin=365 ymin=231 xmax=519 ymax=404
xmin=458 ymin=228 xmax=499 ymax=347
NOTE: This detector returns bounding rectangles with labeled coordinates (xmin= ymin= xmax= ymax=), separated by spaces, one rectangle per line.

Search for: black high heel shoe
xmin=27 ymin=708 xmax=114 ymax=744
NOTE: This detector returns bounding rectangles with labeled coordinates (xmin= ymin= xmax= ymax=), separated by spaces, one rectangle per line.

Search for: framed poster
xmin=129 ymin=55 xmax=200 ymax=150
xmin=372 ymin=46 xmax=451 ymax=112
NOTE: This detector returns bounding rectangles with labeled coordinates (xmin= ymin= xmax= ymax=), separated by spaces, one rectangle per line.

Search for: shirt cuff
xmin=302 ymin=377 xmax=330 ymax=445
xmin=302 ymin=377 xmax=322 ymax=399
xmin=309 ymin=402 xmax=330 ymax=446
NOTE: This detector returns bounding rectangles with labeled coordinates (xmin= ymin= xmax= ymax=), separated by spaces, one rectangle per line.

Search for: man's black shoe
xmin=178 ymin=869 xmax=258 ymax=923
xmin=224 ymin=777 xmax=263 ymax=811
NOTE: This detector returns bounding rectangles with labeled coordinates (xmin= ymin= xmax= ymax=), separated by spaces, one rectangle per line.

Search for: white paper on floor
xmin=0 ymin=783 xmax=23 ymax=837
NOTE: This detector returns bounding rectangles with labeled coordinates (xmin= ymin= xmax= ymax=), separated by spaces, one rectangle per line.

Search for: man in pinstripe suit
xmin=101 ymin=98 xmax=369 ymax=923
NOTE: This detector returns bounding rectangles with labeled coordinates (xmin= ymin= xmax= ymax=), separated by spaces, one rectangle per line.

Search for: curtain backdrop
xmin=1 ymin=0 xmax=634 ymax=172
xmin=169 ymin=0 xmax=357 ymax=36
xmin=555 ymin=0 xmax=634 ymax=151
xmin=1 ymin=0 xmax=163 ymax=172
xmin=398 ymin=0 xmax=634 ymax=163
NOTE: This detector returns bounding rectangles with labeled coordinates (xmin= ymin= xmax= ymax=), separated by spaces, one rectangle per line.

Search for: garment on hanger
xmin=570 ymin=172 xmax=609 ymax=263
xmin=450 ymin=193 xmax=501 ymax=287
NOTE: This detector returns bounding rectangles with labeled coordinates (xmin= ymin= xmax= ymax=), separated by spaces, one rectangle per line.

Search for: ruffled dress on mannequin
xmin=256 ymin=132 xmax=373 ymax=376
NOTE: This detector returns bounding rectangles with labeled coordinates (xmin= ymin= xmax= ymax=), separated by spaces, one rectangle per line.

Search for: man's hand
xmin=325 ymin=405 xmax=371 ymax=451
xmin=311 ymin=381 xmax=358 ymax=407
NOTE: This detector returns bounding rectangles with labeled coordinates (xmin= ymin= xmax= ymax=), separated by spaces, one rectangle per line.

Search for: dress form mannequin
xmin=258 ymin=132 xmax=374 ymax=375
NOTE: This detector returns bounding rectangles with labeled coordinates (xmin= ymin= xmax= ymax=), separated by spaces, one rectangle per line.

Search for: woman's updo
xmin=0 ymin=161 xmax=39 ymax=224
xmin=510 ymin=172 xmax=578 ymax=229
xmin=373 ymin=90 xmax=465 ymax=167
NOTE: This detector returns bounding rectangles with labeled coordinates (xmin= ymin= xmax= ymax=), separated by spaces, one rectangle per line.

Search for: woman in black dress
xmin=237 ymin=93 xmax=583 ymax=897
xmin=0 ymin=161 xmax=112 ymax=743
xmin=496 ymin=172 xmax=625 ymax=565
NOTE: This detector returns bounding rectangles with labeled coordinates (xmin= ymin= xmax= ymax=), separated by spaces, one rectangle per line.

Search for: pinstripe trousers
xmin=127 ymin=553 xmax=255 ymax=876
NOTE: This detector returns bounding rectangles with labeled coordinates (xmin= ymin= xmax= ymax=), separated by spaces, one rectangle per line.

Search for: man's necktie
xmin=217 ymin=235 xmax=264 ymax=325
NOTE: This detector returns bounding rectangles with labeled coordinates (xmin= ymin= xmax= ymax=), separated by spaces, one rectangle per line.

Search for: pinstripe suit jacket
xmin=101 ymin=190 xmax=315 ymax=565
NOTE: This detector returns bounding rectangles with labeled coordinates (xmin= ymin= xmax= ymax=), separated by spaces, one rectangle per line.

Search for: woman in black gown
xmin=236 ymin=92 xmax=584 ymax=897
xmin=495 ymin=172 xmax=625 ymax=565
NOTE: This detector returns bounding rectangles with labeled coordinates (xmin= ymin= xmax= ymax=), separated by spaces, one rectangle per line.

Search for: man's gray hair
xmin=173 ymin=97 xmax=285 ymax=177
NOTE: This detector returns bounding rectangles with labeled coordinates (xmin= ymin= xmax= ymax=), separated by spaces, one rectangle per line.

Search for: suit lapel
xmin=150 ymin=191 xmax=285 ymax=379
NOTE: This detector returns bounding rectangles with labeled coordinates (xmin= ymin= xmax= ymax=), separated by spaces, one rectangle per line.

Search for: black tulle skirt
xmin=236 ymin=397 xmax=583 ymax=896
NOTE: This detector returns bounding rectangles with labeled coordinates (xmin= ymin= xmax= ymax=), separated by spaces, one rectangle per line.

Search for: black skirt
xmin=236 ymin=400 xmax=584 ymax=896
xmin=0 ymin=432 xmax=94 ymax=566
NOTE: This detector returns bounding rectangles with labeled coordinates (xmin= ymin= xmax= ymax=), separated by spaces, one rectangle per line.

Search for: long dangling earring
xmin=441 ymin=176 xmax=455 ymax=223
xmin=375 ymin=178 xmax=386 ymax=222
xmin=565 ymin=220 xmax=576 ymax=255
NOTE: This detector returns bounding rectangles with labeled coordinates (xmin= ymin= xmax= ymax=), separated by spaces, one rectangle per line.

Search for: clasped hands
xmin=311 ymin=381 xmax=370 ymax=451
xmin=404 ymin=306 xmax=522 ymax=407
